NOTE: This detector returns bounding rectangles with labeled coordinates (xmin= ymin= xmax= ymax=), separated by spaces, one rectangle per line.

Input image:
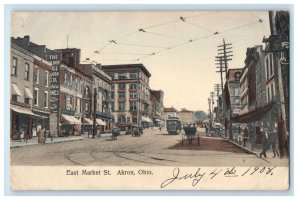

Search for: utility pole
xmin=210 ymin=92 xmax=215 ymax=124
xmin=214 ymin=84 xmax=222 ymax=122
xmin=93 ymin=88 xmax=97 ymax=138
xmin=216 ymin=38 xmax=233 ymax=140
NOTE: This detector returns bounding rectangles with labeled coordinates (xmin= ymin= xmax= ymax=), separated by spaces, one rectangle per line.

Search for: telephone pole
xmin=214 ymin=84 xmax=222 ymax=122
xmin=216 ymin=38 xmax=233 ymax=139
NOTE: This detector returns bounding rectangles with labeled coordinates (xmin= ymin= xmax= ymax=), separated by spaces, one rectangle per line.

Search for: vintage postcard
xmin=9 ymin=10 xmax=290 ymax=190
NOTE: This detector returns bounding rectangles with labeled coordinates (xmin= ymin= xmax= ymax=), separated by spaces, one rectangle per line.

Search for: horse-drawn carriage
xmin=126 ymin=124 xmax=143 ymax=137
xmin=182 ymin=124 xmax=199 ymax=145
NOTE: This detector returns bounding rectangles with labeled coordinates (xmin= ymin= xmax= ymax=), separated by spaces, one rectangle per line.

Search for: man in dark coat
xmin=269 ymin=128 xmax=279 ymax=158
xmin=260 ymin=128 xmax=271 ymax=158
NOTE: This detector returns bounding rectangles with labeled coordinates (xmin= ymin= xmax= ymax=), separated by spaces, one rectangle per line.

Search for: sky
xmin=11 ymin=11 xmax=271 ymax=112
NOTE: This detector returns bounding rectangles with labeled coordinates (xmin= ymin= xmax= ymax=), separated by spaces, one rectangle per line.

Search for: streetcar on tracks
xmin=166 ymin=117 xmax=181 ymax=134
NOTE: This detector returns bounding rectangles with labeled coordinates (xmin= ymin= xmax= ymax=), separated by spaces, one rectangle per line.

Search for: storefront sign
xmin=50 ymin=64 xmax=60 ymax=113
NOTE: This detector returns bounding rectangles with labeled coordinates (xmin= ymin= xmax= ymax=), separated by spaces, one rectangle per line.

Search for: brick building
xmin=83 ymin=63 xmax=113 ymax=135
xmin=102 ymin=64 xmax=152 ymax=130
xmin=150 ymin=90 xmax=164 ymax=127
xmin=10 ymin=44 xmax=35 ymax=139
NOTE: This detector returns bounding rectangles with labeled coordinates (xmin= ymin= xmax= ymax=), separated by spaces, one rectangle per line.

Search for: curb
xmin=226 ymin=139 xmax=270 ymax=163
xmin=10 ymin=137 xmax=84 ymax=149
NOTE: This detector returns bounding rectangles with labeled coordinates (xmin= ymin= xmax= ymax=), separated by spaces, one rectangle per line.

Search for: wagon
xmin=183 ymin=126 xmax=197 ymax=139
xmin=183 ymin=125 xmax=198 ymax=145
xmin=112 ymin=127 xmax=120 ymax=140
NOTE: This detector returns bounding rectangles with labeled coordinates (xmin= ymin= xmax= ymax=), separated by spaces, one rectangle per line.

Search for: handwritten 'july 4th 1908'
xmin=160 ymin=166 xmax=276 ymax=188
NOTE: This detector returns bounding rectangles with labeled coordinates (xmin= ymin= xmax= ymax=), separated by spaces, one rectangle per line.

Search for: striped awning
xmin=96 ymin=118 xmax=106 ymax=126
xmin=141 ymin=116 xmax=152 ymax=123
xmin=11 ymin=105 xmax=36 ymax=116
xmin=24 ymin=87 xmax=33 ymax=99
xmin=61 ymin=114 xmax=82 ymax=124
xmin=83 ymin=118 xmax=93 ymax=125
xmin=11 ymin=83 xmax=21 ymax=96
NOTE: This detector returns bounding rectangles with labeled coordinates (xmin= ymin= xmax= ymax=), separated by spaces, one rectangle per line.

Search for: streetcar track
xmin=112 ymin=152 xmax=169 ymax=166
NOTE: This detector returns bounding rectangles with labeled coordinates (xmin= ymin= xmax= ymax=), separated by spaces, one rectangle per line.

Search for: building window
xmin=269 ymin=54 xmax=274 ymax=77
xmin=118 ymin=83 xmax=126 ymax=90
xmin=64 ymin=72 xmax=68 ymax=85
xmin=111 ymin=85 xmax=115 ymax=90
xmin=12 ymin=95 xmax=18 ymax=102
xmin=111 ymin=92 xmax=115 ymax=99
xmin=85 ymin=87 xmax=90 ymax=97
xmin=44 ymin=92 xmax=49 ymax=108
xmin=118 ymin=102 xmax=125 ymax=111
xmin=130 ymin=102 xmax=137 ymax=111
xmin=118 ymin=115 xmax=126 ymax=123
xmin=129 ymin=92 xmax=137 ymax=99
xmin=45 ymin=71 xmax=49 ymax=87
xmin=34 ymin=67 xmax=39 ymax=84
xmin=34 ymin=88 xmax=39 ymax=106
xmin=129 ymin=83 xmax=137 ymax=90
xmin=25 ymin=63 xmax=30 ymax=80
xmin=129 ymin=73 xmax=138 ymax=79
xmin=24 ymin=98 xmax=30 ymax=104
xmin=12 ymin=57 xmax=18 ymax=76
xmin=127 ymin=117 xmax=131 ymax=123
xmin=85 ymin=101 xmax=89 ymax=112
xmin=235 ymin=72 xmax=241 ymax=80
xmin=118 ymin=73 xmax=127 ymax=79
xmin=118 ymin=92 xmax=125 ymax=99
xmin=111 ymin=102 xmax=115 ymax=111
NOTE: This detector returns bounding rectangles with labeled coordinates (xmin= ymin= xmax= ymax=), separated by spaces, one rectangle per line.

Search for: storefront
xmin=10 ymin=105 xmax=36 ymax=140
xmin=141 ymin=116 xmax=152 ymax=128
xmin=60 ymin=114 xmax=82 ymax=136
xmin=83 ymin=118 xmax=93 ymax=136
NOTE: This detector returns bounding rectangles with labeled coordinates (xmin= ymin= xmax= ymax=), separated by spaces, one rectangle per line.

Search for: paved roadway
xmin=10 ymin=128 xmax=288 ymax=166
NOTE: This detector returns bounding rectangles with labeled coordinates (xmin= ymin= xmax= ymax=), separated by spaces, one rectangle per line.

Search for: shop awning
xmin=61 ymin=114 xmax=82 ymax=124
xmin=11 ymin=83 xmax=21 ymax=96
xmin=231 ymin=102 xmax=274 ymax=123
xmin=11 ymin=105 xmax=36 ymax=116
xmin=141 ymin=116 xmax=152 ymax=123
xmin=84 ymin=118 xmax=93 ymax=125
xmin=96 ymin=118 xmax=106 ymax=126
xmin=24 ymin=87 xmax=33 ymax=99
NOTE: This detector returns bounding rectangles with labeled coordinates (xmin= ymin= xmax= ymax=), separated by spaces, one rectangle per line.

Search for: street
xmin=10 ymin=128 xmax=288 ymax=167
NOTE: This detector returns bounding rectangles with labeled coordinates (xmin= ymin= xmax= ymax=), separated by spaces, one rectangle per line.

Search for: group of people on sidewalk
xmin=242 ymin=127 xmax=279 ymax=159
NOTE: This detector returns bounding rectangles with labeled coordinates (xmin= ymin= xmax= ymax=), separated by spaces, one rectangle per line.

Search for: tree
xmin=194 ymin=111 xmax=208 ymax=121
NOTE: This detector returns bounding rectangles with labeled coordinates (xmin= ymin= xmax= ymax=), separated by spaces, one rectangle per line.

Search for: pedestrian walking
xmin=260 ymin=128 xmax=271 ymax=158
xmin=269 ymin=128 xmax=279 ymax=158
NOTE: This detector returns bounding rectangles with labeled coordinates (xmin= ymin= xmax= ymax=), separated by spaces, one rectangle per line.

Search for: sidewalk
xmin=10 ymin=135 xmax=84 ymax=148
xmin=10 ymin=130 xmax=129 ymax=148
xmin=228 ymin=137 xmax=289 ymax=166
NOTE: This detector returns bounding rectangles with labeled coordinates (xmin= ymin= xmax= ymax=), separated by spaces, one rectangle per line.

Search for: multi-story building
xmin=32 ymin=55 xmax=52 ymax=132
xmin=92 ymin=64 xmax=113 ymax=133
xmin=11 ymin=36 xmax=54 ymax=139
xmin=162 ymin=107 xmax=177 ymax=122
xmin=10 ymin=43 xmax=35 ymax=139
xmin=177 ymin=108 xmax=195 ymax=125
xmin=150 ymin=90 xmax=164 ymax=127
xmin=102 ymin=64 xmax=152 ymax=130
xmin=224 ymin=68 xmax=242 ymax=139
xmin=262 ymin=11 xmax=289 ymax=157
xmin=54 ymin=48 xmax=93 ymax=136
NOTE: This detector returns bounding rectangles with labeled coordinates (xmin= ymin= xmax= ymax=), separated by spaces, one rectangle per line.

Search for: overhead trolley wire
xmin=91 ymin=13 xmax=264 ymax=63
